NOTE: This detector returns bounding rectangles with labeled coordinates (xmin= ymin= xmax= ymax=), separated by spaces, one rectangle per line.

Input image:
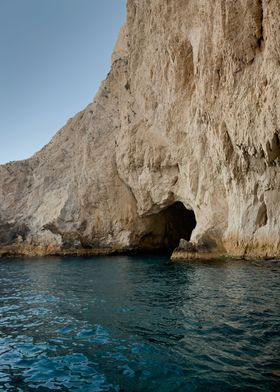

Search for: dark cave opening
xmin=138 ymin=202 xmax=197 ymax=254
xmin=161 ymin=201 xmax=196 ymax=250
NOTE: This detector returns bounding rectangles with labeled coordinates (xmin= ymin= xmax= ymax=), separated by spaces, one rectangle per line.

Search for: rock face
xmin=1 ymin=0 xmax=280 ymax=258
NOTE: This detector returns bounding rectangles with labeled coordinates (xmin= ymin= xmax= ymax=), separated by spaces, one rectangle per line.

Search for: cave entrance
xmin=139 ymin=201 xmax=197 ymax=253
xmin=161 ymin=201 xmax=196 ymax=251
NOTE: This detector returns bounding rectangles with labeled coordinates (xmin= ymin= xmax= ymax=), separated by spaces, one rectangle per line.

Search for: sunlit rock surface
xmin=1 ymin=0 xmax=280 ymax=258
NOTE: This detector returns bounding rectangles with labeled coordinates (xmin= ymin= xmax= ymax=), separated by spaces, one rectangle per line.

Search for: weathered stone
xmin=1 ymin=0 xmax=280 ymax=259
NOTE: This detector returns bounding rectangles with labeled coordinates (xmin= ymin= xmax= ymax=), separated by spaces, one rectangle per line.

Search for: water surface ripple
xmin=0 ymin=256 xmax=280 ymax=391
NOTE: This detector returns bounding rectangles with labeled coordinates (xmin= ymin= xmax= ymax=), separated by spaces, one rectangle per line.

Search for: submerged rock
xmin=1 ymin=0 xmax=280 ymax=259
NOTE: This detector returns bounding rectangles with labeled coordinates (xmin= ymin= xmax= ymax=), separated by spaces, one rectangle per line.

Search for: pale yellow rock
xmin=1 ymin=0 xmax=280 ymax=258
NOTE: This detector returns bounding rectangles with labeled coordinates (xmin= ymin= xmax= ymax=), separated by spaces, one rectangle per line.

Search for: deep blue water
xmin=0 ymin=256 xmax=280 ymax=392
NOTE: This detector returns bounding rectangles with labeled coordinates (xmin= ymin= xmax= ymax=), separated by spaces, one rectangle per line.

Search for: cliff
xmin=1 ymin=0 xmax=280 ymax=259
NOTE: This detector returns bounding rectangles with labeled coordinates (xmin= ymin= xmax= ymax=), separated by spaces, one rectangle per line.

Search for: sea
xmin=0 ymin=255 xmax=279 ymax=391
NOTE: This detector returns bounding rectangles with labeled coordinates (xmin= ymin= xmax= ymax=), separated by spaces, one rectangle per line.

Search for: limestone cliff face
xmin=1 ymin=0 xmax=280 ymax=258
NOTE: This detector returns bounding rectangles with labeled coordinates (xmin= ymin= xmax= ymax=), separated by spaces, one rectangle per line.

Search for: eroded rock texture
xmin=1 ymin=0 xmax=280 ymax=258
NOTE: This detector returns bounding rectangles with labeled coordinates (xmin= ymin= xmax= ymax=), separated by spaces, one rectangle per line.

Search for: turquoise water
xmin=0 ymin=256 xmax=280 ymax=391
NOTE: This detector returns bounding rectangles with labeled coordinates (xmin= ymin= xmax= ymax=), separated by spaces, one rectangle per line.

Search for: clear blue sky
xmin=0 ymin=0 xmax=126 ymax=164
